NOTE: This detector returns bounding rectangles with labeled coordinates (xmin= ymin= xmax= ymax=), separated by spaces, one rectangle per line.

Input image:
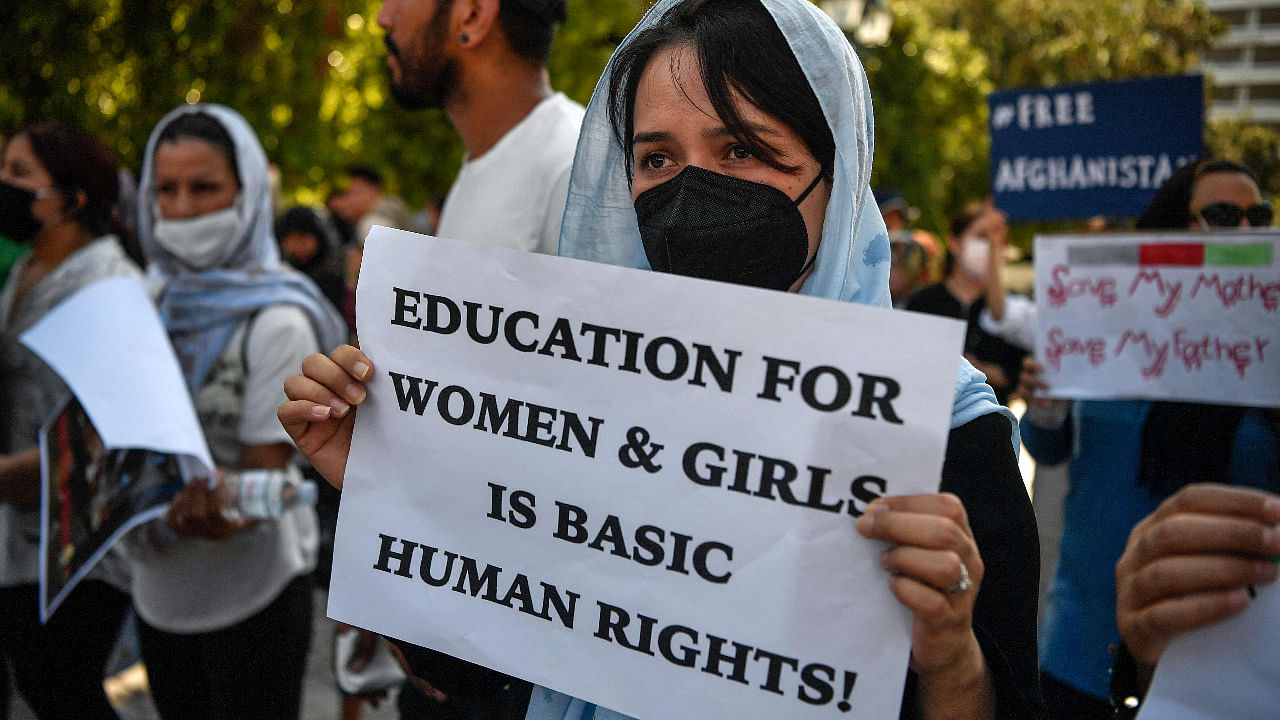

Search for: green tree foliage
xmin=0 ymin=0 xmax=644 ymax=208
xmin=861 ymin=0 xmax=1224 ymax=235
xmin=1206 ymin=117 xmax=1280 ymax=199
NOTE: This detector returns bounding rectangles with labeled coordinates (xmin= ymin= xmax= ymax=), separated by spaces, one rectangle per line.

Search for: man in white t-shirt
xmin=353 ymin=1 xmax=583 ymax=717
xmin=378 ymin=0 xmax=584 ymax=255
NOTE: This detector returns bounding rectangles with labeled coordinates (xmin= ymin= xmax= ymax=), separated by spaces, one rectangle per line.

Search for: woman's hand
xmin=1115 ymin=484 xmax=1280 ymax=670
xmin=278 ymin=344 xmax=372 ymax=490
xmin=167 ymin=476 xmax=250 ymax=540
xmin=856 ymin=494 xmax=994 ymax=719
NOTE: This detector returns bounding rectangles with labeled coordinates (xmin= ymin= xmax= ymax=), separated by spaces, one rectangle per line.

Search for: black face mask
xmin=634 ymin=165 xmax=823 ymax=291
xmin=0 ymin=179 xmax=43 ymax=245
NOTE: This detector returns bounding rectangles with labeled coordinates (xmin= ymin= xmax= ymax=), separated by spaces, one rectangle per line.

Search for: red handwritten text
xmin=1043 ymin=326 xmax=1108 ymax=371
xmin=1047 ymin=265 xmax=1117 ymax=308
xmin=1190 ymin=273 xmax=1280 ymax=313
xmin=1126 ymin=270 xmax=1183 ymax=317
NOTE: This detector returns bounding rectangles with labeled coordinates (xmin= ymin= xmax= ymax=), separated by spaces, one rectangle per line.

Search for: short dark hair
xmin=1136 ymin=159 xmax=1258 ymax=230
xmin=23 ymin=121 xmax=120 ymax=237
xmin=155 ymin=112 xmax=242 ymax=187
xmin=607 ymin=0 xmax=834 ymax=183
xmin=276 ymin=205 xmax=327 ymax=241
xmin=499 ymin=0 xmax=566 ymax=63
xmin=346 ymin=165 xmax=384 ymax=188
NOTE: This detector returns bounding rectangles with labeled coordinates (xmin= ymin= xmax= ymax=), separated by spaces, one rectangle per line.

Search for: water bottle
xmin=218 ymin=469 xmax=318 ymax=521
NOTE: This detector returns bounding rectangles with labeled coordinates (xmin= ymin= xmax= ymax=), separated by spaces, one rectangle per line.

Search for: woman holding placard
xmin=280 ymin=1 xmax=1042 ymax=717
xmin=1019 ymin=159 xmax=1279 ymax=719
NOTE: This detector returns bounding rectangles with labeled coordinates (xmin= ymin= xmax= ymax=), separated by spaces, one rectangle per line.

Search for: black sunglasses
xmin=1196 ymin=201 xmax=1274 ymax=228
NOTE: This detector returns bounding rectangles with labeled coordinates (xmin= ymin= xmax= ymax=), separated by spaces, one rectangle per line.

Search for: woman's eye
xmin=642 ymin=154 xmax=671 ymax=171
xmin=729 ymin=145 xmax=753 ymax=161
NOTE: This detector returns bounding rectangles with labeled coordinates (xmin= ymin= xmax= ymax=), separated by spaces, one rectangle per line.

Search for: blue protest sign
xmin=988 ymin=74 xmax=1204 ymax=222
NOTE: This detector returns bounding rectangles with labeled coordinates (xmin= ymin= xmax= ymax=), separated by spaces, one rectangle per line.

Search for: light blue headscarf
xmin=137 ymin=104 xmax=347 ymax=390
xmin=537 ymin=1 xmax=1013 ymax=718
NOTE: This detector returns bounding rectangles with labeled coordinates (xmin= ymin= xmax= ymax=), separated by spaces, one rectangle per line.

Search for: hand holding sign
xmin=856 ymin=494 xmax=993 ymax=716
xmin=1115 ymin=484 xmax=1280 ymax=668
xmin=278 ymin=344 xmax=372 ymax=489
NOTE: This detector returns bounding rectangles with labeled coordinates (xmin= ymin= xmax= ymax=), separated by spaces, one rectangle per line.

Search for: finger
xmin=1131 ymin=512 xmax=1280 ymax=564
xmin=863 ymin=493 xmax=970 ymax=526
xmin=1147 ymin=484 xmax=1280 ymax=526
xmin=881 ymin=546 xmax=977 ymax=595
xmin=888 ymin=573 xmax=966 ymax=631
xmin=1124 ymin=555 xmax=1278 ymax=609
xmin=330 ymin=344 xmax=374 ymax=383
xmin=857 ymin=494 xmax=974 ymax=546
xmin=1123 ymin=588 xmax=1251 ymax=663
xmin=278 ymin=399 xmax=336 ymax=444
xmin=284 ymin=373 xmax=352 ymax=418
xmin=301 ymin=352 xmax=368 ymax=406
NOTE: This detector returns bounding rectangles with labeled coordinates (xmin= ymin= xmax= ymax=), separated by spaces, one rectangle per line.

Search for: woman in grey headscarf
xmin=281 ymin=1 xmax=1041 ymax=718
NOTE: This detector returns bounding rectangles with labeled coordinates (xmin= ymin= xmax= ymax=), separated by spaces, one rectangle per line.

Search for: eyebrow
xmin=631 ymin=123 xmax=782 ymax=146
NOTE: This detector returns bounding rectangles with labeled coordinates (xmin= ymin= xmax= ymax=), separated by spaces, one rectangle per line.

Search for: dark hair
xmin=23 ymin=121 xmax=120 ymax=237
xmin=346 ymin=165 xmax=384 ymax=188
xmin=499 ymin=0 xmax=566 ymax=63
xmin=276 ymin=205 xmax=328 ymax=241
xmin=942 ymin=205 xmax=984 ymax=277
xmin=155 ymin=112 xmax=241 ymax=187
xmin=607 ymin=0 xmax=835 ymax=182
xmin=1135 ymin=159 xmax=1258 ymax=230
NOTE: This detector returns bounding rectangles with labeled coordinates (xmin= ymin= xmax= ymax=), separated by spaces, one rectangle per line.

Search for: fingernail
xmin=855 ymin=513 xmax=875 ymax=536
xmin=878 ymin=550 xmax=890 ymax=569
xmin=1257 ymin=561 xmax=1278 ymax=583
xmin=328 ymin=397 xmax=350 ymax=417
xmin=312 ymin=405 xmax=333 ymax=420
xmin=353 ymin=361 xmax=371 ymax=380
xmin=1265 ymin=498 xmax=1280 ymax=522
xmin=345 ymin=384 xmax=366 ymax=404
xmin=1266 ymin=528 xmax=1280 ymax=554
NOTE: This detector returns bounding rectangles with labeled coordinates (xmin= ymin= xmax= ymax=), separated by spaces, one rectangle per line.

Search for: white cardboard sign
xmin=328 ymin=227 xmax=966 ymax=720
xmin=1033 ymin=232 xmax=1279 ymax=405
xmin=1138 ymin=584 xmax=1280 ymax=719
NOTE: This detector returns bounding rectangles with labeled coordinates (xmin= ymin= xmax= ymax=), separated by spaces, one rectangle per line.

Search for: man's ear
xmin=454 ymin=0 xmax=500 ymax=48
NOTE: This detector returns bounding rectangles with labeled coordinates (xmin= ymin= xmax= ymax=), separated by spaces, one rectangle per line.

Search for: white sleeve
xmin=239 ymin=305 xmax=320 ymax=447
xmin=536 ymin=164 xmax=573 ymax=256
xmin=978 ymin=293 xmax=1037 ymax=352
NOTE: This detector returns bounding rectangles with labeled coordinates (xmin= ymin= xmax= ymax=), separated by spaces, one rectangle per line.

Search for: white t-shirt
xmin=435 ymin=92 xmax=585 ymax=255
xmin=128 ymin=304 xmax=319 ymax=633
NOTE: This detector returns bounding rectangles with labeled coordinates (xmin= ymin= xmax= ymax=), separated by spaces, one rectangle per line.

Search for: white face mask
xmin=152 ymin=203 xmax=241 ymax=270
xmin=959 ymin=238 xmax=990 ymax=281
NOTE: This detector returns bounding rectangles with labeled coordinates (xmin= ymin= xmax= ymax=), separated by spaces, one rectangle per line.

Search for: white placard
xmin=1033 ymin=232 xmax=1279 ymax=405
xmin=19 ymin=275 xmax=213 ymax=471
xmin=328 ymin=227 xmax=967 ymax=720
xmin=1138 ymin=584 xmax=1280 ymax=719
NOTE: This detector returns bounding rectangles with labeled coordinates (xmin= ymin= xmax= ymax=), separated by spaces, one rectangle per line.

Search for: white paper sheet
xmin=1033 ymin=232 xmax=1279 ymax=406
xmin=19 ymin=275 xmax=213 ymax=472
xmin=327 ymin=227 xmax=968 ymax=720
xmin=1138 ymin=584 xmax=1280 ymax=719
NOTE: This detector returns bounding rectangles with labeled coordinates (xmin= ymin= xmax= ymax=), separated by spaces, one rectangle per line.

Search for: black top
xmin=898 ymin=412 xmax=1043 ymax=719
xmin=905 ymin=283 xmax=1028 ymax=406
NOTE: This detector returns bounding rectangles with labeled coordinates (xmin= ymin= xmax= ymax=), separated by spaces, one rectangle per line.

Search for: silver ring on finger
xmin=947 ymin=562 xmax=972 ymax=594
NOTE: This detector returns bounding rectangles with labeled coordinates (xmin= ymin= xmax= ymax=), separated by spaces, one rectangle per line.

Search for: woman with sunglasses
xmin=0 ymin=121 xmax=138 ymax=719
xmin=1018 ymin=159 xmax=1278 ymax=719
